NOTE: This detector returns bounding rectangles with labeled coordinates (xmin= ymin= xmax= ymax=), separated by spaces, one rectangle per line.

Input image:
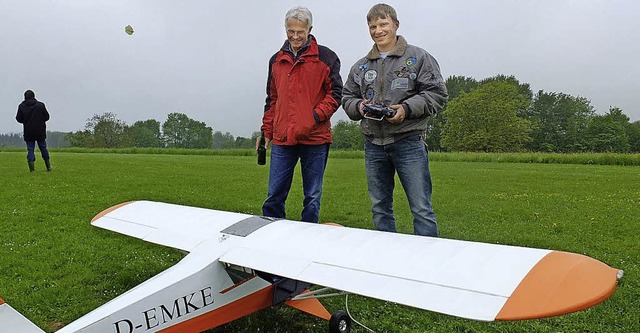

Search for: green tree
xmin=441 ymin=81 xmax=531 ymax=152
xmin=525 ymin=91 xmax=595 ymax=152
xmin=426 ymin=76 xmax=480 ymax=151
xmin=0 ymin=133 xmax=24 ymax=147
xmin=628 ymin=120 xmax=640 ymax=153
xmin=445 ymin=75 xmax=479 ymax=101
xmin=162 ymin=113 xmax=190 ymax=148
xmin=431 ymin=75 xmax=532 ymax=152
xmin=233 ymin=136 xmax=255 ymax=149
xmin=90 ymin=113 xmax=129 ymax=148
xmin=162 ymin=113 xmax=213 ymax=149
xmin=67 ymin=112 xmax=128 ymax=148
xmin=331 ymin=120 xmax=364 ymax=150
xmin=479 ymin=75 xmax=533 ymax=116
xmin=46 ymin=131 xmax=71 ymax=148
xmin=425 ymin=113 xmax=444 ymax=151
xmin=126 ymin=119 xmax=162 ymax=147
xmin=480 ymin=74 xmax=533 ymax=107
xmin=212 ymin=131 xmax=236 ymax=149
xmin=65 ymin=130 xmax=92 ymax=147
xmin=585 ymin=107 xmax=631 ymax=152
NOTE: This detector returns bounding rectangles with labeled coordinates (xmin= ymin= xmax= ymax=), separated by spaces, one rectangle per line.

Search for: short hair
xmin=285 ymin=6 xmax=313 ymax=29
xmin=367 ymin=3 xmax=399 ymax=24
xmin=24 ymin=90 xmax=35 ymax=99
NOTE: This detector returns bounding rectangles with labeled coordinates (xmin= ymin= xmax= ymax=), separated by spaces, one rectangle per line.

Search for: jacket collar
xmin=279 ymin=35 xmax=318 ymax=62
xmin=366 ymin=35 xmax=407 ymax=60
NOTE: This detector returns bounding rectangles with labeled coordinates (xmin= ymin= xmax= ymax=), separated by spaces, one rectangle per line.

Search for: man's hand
xmin=387 ymin=104 xmax=406 ymax=123
xmin=255 ymin=136 xmax=271 ymax=152
xmin=358 ymin=99 xmax=371 ymax=117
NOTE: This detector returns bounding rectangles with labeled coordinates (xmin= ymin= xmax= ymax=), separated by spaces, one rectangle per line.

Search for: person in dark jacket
xmin=256 ymin=6 xmax=343 ymax=223
xmin=16 ymin=90 xmax=52 ymax=172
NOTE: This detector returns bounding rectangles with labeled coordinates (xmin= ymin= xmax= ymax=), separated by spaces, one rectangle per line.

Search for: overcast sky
xmin=2 ymin=0 xmax=638 ymax=137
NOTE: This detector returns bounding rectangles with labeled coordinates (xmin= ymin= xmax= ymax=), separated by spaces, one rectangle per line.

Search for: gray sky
xmin=2 ymin=0 xmax=638 ymax=137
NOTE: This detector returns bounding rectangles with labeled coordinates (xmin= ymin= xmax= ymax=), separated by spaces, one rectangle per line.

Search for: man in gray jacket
xmin=342 ymin=3 xmax=448 ymax=237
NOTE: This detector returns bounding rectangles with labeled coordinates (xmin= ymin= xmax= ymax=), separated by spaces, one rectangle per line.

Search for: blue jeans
xmin=26 ymin=140 xmax=50 ymax=162
xmin=262 ymin=144 xmax=330 ymax=223
xmin=365 ymin=135 xmax=438 ymax=237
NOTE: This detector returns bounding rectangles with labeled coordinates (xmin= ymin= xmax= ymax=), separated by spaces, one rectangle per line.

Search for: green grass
xmin=0 ymin=151 xmax=638 ymax=332
xmin=4 ymin=147 xmax=640 ymax=166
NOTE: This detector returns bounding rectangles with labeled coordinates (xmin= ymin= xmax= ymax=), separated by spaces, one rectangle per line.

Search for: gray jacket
xmin=342 ymin=36 xmax=448 ymax=145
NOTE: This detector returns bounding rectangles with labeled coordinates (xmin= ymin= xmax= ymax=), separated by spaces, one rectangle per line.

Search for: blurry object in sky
xmin=124 ymin=25 xmax=134 ymax=35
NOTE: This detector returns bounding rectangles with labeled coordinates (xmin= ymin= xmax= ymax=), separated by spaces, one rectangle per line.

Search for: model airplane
xmin=1 ymin=201 xmax=623 ymax=333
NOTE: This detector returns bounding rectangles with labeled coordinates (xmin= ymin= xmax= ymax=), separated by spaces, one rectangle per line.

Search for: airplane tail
xmin=0 ymin=299 xmax=45 ymax=333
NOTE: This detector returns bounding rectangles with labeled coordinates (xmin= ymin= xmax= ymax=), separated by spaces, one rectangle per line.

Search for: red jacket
xmin=262 ymin=35 xmax=342 ymax=145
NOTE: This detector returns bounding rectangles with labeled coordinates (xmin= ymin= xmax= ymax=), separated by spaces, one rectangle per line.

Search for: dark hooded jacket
xmin=16 ymin=98 xmax=50 ymax=141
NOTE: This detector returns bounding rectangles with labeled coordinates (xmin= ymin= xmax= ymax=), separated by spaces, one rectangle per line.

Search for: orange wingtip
xmin=0 ymin=298 xmax=5 ymax=305
xmin=496 ymin=251 xmax=621 ymax=320
xmin=91 ymin=201 xmax=135 ymax=223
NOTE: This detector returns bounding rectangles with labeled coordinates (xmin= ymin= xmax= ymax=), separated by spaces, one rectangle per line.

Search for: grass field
xmin=0 ymin=151 xmax=638 ymax=332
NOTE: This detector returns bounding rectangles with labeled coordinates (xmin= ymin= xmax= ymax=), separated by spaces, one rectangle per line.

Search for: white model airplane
xmin=1 ymin=201 xmax=623 ymax=333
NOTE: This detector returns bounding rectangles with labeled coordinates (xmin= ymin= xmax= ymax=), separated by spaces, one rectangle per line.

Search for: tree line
xmin=61 ymin=112 xmax=255 ymax=150
xmin=2 ymin=74 xmax=638 ymax=152
xmin=335 ymin=75 xmax=640 ymax=153
xmin=0 ymin=132 xmax=70 ymax=148
xmin=0 ymin=112 xmax=257 ymax=149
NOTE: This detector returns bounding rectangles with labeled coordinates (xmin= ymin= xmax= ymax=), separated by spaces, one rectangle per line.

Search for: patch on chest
xmin=364 ymin=70 xmax=377 ymax=83
xmin=391 ymin=77 xmax=409 ymax=90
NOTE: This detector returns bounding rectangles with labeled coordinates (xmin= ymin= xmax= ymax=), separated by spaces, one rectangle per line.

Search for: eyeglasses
xmin=286 ymin=30 xmax=308 ymax=36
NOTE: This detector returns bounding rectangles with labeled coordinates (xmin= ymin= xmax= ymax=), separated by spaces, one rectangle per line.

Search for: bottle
xmin=257 ymin=131 xmax=266 ymax=165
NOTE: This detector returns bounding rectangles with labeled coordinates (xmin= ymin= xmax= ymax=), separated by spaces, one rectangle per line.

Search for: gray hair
xmin=285 ymin=6 xmax=313 ymax=29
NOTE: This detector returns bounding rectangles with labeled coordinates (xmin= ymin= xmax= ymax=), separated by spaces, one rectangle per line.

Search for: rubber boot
xmin=45 ymin=159 xmax=52 ymax=171
xmin=28 ymin=161 xmax=35 ymax=172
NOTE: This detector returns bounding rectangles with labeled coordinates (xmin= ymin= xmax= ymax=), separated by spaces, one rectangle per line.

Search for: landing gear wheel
xmin=329 ymin=310 xmax=351 ymax=333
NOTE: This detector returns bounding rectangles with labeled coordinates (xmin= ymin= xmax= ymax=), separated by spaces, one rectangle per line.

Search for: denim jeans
xmin=26 ymin=140 xmax=50 ymax=162
xmin=262 ymin=144 xmax=330 ymax=223
xmin=365 ymin=135 xmax=438 ymax=237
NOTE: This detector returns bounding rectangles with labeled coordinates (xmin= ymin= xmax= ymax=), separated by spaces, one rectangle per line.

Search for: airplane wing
xmin=219 ymin=218 xmax=620 ymax=321
xmin=92 ymin=201 xmax=622 ymax=322
xmin=0 ymin=299 xmax=45 ymax=333
xmin=91 ymin=201 xmax=252 ymax=252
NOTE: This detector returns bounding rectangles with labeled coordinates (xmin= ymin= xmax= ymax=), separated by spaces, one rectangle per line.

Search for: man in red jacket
xmin=16 ymin=90 xmax=52 ymax=172
xmin=257 ymin=6 xmax=343 ymax=223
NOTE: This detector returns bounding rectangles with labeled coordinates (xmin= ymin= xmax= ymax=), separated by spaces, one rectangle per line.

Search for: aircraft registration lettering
xmin=112 ymin=286 xmax=215 ymax=333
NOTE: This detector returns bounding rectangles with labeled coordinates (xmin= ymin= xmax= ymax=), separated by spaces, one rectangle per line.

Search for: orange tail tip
xmin=496 ymin=251 xmax=620 ymax=320
xmin=91 ymin=201 xmax=135 ymax=223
